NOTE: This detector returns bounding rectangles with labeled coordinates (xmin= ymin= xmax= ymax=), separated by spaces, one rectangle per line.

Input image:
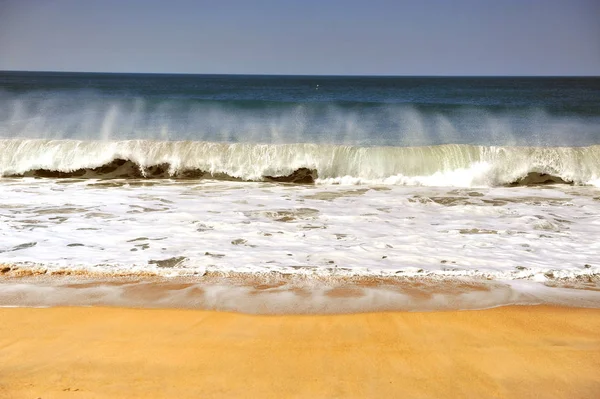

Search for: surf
xmin=1 ymin=138 xmax=599 ymax=187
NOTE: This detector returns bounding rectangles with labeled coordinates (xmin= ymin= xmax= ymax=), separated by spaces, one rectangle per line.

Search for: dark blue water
xmin=1 ymin=71 xmax=599 ymax=146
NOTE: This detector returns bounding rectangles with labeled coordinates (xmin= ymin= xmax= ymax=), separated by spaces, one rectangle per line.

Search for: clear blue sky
xmin=1 ymin=0 xmax=599 ymax=75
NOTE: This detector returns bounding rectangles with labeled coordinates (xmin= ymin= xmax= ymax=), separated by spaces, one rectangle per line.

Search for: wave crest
xmin=1 ymin=139 xmax=599 ymax=187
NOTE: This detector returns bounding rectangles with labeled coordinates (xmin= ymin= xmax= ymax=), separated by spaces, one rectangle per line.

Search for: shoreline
xmin=1 ymin=272 xmax=600 ymax=313
xmin=1 ymin=305 xmax=599 ymax=398
xmin=3 ymin=261 xmax=600 ymax=281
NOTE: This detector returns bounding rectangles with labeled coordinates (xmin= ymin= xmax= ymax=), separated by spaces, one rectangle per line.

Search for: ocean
xmin=1 ymin=71 xmax=599 ymax=312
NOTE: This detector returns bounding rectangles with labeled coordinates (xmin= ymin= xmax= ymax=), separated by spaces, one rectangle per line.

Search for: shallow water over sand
xmin=1 ymin=273 xmax=599 ymax=313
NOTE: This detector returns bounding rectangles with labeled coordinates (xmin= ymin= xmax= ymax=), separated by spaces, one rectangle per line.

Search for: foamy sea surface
xmin=1 ymin=178 xmax=599 ymax=312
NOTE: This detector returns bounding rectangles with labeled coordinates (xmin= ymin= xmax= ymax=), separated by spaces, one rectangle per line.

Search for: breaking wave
xmin=1 ymin=139 xmax=599 ymax=187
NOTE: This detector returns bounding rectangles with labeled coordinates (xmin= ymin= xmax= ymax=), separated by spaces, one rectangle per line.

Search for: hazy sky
xmin=1 ymin=0 xmax=599 ymax=75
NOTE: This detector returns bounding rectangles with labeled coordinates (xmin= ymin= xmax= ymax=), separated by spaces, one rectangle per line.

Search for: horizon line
xmin=1 ymin=69 xmax=599 ymax=78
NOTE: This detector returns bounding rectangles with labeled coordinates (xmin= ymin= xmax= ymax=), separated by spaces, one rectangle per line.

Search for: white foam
xmin=1 ymin=139 xmax=600 ymax=186
xmin=0 ymin=179 xmax=598 ymax=281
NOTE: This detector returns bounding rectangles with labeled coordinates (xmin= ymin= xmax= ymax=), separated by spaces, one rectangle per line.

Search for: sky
xmin=0 ymin=0 xmax=599 ymax=75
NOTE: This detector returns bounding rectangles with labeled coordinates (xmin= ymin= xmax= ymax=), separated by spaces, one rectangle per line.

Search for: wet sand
xmin=1 ymin=306 xmax=599 ymax=398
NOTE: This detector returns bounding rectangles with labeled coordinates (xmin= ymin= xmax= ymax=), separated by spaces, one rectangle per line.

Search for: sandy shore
xmin=1 ymin=306 xmax=599 ymax=398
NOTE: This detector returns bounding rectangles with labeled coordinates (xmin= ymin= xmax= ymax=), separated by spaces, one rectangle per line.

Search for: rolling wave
xmin=1 ymin=139 xmax=599 ymax=187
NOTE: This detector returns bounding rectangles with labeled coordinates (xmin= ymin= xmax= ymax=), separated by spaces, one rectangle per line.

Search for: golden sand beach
xmin=1 ymin=305 xmax=599 ymax=398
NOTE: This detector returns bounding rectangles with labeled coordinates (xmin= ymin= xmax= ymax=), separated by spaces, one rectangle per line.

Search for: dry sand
xmin=1 ymin=305 xmax=599 ymax=399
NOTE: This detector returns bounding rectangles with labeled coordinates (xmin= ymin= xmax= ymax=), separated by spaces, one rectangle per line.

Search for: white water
xmin=1 ymin=179 xmax=599 ymax=279
xmin=1 ymin=139 xmax=600 ymax=187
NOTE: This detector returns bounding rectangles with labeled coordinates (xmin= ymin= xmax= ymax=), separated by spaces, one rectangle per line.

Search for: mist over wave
xmin=1 ymin=86 xmax=599 ymax=147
